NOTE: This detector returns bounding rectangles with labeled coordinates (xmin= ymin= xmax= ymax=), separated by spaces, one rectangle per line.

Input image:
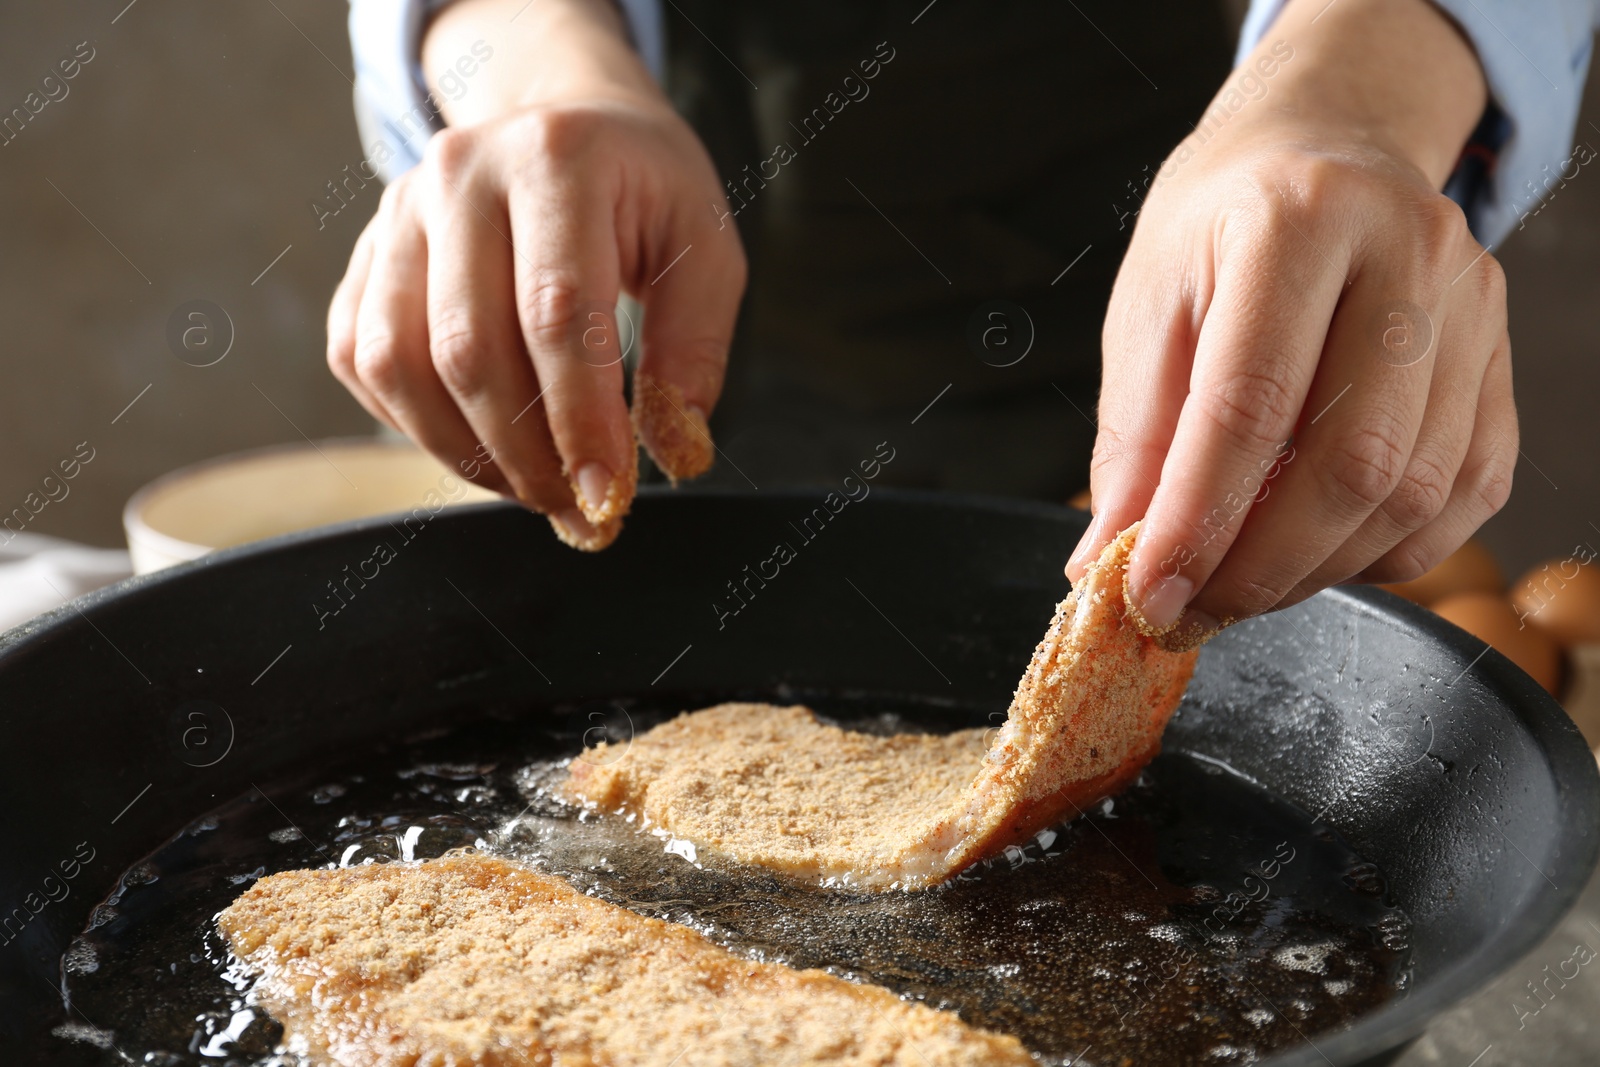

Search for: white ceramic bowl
xmin=122 ymin=438 xmax=499 ymax=574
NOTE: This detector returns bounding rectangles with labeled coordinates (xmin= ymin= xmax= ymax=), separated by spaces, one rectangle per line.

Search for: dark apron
xmin=658 ymin=0 xmax=1230 ymax=498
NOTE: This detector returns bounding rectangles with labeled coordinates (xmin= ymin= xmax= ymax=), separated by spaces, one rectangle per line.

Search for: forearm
xmin=1218 ymin=0 xmax=1487 ymax=188
xmin=422 ymin=0 xmax=663 ymax=127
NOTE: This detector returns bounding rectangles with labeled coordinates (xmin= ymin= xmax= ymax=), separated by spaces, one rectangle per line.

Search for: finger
xmin=1352 ymin=333 xmax=1516 ymax=591
xmin=631 ymin=201 xmax=746 ymax=483
xmin=1193 ymin=218 xmax=1482 ymax=623
xmin=1187 ymin=285 xmax=1440 ymax=624
xmin=353 ymin=183 xmax=512 ymax=497
xmin=1275 ymin=271 xmax=1504 ymax=606
xmin=1065 ymin=245 xmax=1194 ymax=584
xmin=1123 ymin=195 xmax=1350 ymax=636
xmin=422 ymin=138 xmax=582 ymax=526
xmin=327 ymin=224 xmax=394 ymax=430
xmin=509 ymin=169 xmax=636 ymax=530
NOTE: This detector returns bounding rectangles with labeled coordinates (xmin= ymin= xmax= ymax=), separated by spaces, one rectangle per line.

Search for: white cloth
xmin=0 ymin=533 xmax=132 ymax=633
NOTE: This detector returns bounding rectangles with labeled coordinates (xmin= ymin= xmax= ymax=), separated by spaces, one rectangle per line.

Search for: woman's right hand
xmin=327 ymin=0 xmax=746 ymax=550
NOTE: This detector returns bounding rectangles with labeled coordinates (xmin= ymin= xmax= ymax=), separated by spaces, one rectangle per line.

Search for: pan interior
xmin=61 ymin=693 xmax=1411 ymax=1066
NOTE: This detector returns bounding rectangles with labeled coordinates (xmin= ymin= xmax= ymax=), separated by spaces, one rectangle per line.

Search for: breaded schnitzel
xmin=568 ymin=703 xmax=991 ymax=882
xmin=566 ymin=523 xmax=1200 ymax=888
xmin=218 ymin=853 xmax=1031 ymax=1067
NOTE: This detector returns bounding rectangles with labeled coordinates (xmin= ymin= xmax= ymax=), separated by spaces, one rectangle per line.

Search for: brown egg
xmin=1433 ymin=592 xmax=1564 ymax=695
xmin=1382 ymin=539 xmax=1503 ymax=606
xmin=1510 ymin=556 xmax=1600 ymax=647
xmin=1068 ymin=487 xmax=1093 ymax=511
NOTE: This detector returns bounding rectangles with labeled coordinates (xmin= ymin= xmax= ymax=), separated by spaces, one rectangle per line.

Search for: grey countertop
xmin=1396 ymin=862 xmax=1600 ymax=1067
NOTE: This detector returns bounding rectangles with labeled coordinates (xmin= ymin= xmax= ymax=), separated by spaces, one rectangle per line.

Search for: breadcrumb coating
xmin=547 ymin=511 xmax=625 ymax=552
xmin=218 ymin=853 xmax=1031 ymax=1067
xmin=631 ymin=371 xmax=714 ymax=484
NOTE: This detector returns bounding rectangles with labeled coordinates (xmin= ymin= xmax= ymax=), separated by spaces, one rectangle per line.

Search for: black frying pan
xmin=1 ymin=490 xmax=1595 ymax=1065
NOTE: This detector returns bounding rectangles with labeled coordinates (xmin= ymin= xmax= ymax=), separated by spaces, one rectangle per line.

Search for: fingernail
xmin=574 ymin=462 xmax=613 ymax=522
xmin=1065 ymin=514 xmax=1104 ymax=576
xmin=1130 ymin=572 xmax=1194 ymax=632
xmin=1066 ymin=538 xmax=1089 ymax=576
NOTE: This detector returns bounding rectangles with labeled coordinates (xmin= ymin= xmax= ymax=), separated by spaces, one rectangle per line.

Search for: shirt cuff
xmin=347 ymin=0 xmax=666 ymax=184
xmin=618 ymin=0 xmax=665 ymax=82
xmin=1236 ymin=0 xmax=1599 ymax=248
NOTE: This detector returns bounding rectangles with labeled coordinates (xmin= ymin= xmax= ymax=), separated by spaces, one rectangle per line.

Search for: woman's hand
xmin=326 ymin=0 xmax=745 ymax=549
xmin=1068 ymin=0 xmax=1513 ymax=646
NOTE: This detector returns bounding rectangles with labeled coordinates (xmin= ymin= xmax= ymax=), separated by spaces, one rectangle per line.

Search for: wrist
xmin=1211 ymin=0 xmax=1487 ymax=188
xmin=423 ymin=0 xmax=664 ymax=127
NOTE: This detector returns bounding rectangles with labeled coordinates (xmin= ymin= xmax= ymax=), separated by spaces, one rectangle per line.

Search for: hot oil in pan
xmin=61 ymin=700 xmax=1411 ymax=1066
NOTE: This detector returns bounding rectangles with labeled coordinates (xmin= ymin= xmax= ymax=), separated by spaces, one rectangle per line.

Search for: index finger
xmin=1124 ymin=202 xmax=1350 ymax=641
xmin=509 ymin=172 xmax=637 ymax=531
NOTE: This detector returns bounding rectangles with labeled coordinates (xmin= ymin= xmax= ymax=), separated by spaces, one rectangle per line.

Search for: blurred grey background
xmin=0 ymin=0 xmax=375 ymax=552
xmin=2 ymin=2 xmax=1600 ymax=1066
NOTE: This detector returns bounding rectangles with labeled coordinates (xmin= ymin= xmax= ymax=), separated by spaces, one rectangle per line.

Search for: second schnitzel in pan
xmin=566 ymin=523 xmax=1202 ymax=888
xmin=218 ymin=853 xmax=1031 ymax=1067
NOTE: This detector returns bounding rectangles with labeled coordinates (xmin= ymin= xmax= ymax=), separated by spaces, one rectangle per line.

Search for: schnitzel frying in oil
xmin=566 ymin=522 xmax=1200 ymax=887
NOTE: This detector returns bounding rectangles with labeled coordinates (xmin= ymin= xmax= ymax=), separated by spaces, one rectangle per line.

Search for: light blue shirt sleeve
xmin=1239 ymin=0 xmax=1600 ymax=247
xmin=346 ymin=0 xmax=666 ymax=183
